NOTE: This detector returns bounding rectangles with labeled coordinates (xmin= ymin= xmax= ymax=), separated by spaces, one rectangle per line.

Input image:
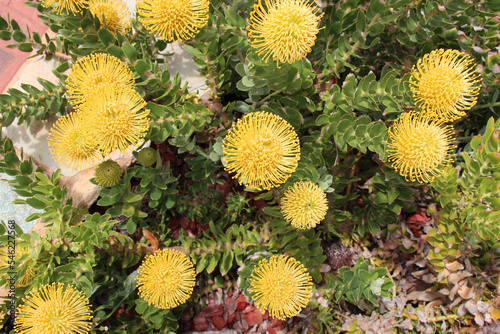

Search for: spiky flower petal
xmin=89 ymin=0 xmax=132 ymax=36
xmin=223 ymin=111 xmax=301 ymax=190
xmin=137 ymin=0 xmax=209 ymax=42
xmin=387 ymin=113 xmax=455 ymax=183
xmin=66 ymin=53 xmax=135 ymax=108
xmin=248 ymin=0 xmax=323 ymax=64
xmin=79 ymin=87 xmax=149 ymax=155
xmin=41 ymin=0 xmax=88 ymax=14
xmin=136 ymin=249 xmax=196 ymax=309
xmin=94 ymin=160 xmax=122 ymax=187
xmin=15 ymin=283 xmax=92 ymax=334
xmin=409 ymin=49 xmax=482 ymax=121
xmin=138 ymin=147 xmax=157 ymax=167
xmin=248 ymin=255 xmax=312 ymax=320
xmin=48 ymin=113 xmax=103 ymax=171
xmin=0 ymin=246 xmax=37 ymax=288
xmin=281 ymin=181 xmax=328 ymax=229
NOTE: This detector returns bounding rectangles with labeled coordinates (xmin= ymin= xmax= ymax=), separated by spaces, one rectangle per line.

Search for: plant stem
xmin=259 ymin=89 xmax=284 ymax=104
xmin=471 ymin=101 xmax=500 ymax=110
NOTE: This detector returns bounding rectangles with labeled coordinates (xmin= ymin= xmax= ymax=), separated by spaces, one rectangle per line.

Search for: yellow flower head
xmin=15 ymin=283 xmax=92 ymax=334
xmin=79 ymin=87 xmax=150 ymax=155
xmin=248 ymin=0 xmax=323 ymax=64
xmin=66 ymin=53 xmax=135 ymax=108
xmin=387 ymin=113 xmax=455 ymax=183
xmin=89 ymin=0 xmax=132 ymax=36
xmin=41 ymin=0 xmax=88 ymax=14
xmin=223 ymin=111 xmax=301 ymax=190
xmin=248 ymin=255 xmax=312 ymax=320
xmin=48 ymin=112 xmax=103 ymax=171
xmin=0 ymin=246 xmax=37 ymax=288
xmin=409 ymin=49 xmax=482 ymax=121
xmin=136 ymin=249 xmax=196 ymax=309
xmin=281 ymin=181 xmax=328 ymax=229
xmin=137 ymin=0 xmax=209 ymax=42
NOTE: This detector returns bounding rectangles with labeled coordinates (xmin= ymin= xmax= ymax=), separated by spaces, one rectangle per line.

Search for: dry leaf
xmin=437 ymin=268 xmax=450 ymax=282
xmin=475 ymin=312 xmax=484 ymax=326
xmin=458 ymin=284 xmax=474 ymax=300
xmin=406 ymin=291 xmax=444 ymax=302
xmin=465 ymin=300 xmax=478 ymax=315
xmin=425 ymin=300 xmax=443 ymax=314
xmin=445 ymin=261 xmax=464 ymax=272
xmin=142 ymin=228 xmax=159 ymax=251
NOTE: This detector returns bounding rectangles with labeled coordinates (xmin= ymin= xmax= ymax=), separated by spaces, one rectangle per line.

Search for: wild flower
xmin=248 ymin=0 xmax=323 ymax=64
xmin=136 ymin=249 xmax=196 ymax=309
xmin=41 ymin=0 xmax=88 ymax=14
xmin=223 ymin=111 xmax=300 ymax=190
xmin=65 ymin=53 xmax=135 ymax=108
xmin=409 ymin=48 xmax=482 ymax=121
xmin=48 ymin=112 xmax=102 ymax=171
xmin=15 ymin=283 xmax=92 ymax=334
xmin=88 ymin=0 xmax=132 ymax=36
xmin=78 ymin=87 xmax=149 ymax=155
xmin=137 ymin=0 xmax=209 ymax=42
xmin=387 ymin=113 xmax=455 ymax=183
xmin=248 ymin=255 xmax=312 ymax=320
xmin=281 ymin=180 xmax=328 ymax=229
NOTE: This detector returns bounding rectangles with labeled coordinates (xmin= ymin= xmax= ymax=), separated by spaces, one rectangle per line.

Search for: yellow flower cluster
xmin=136 ymin=249 xmax=196 ymax=309
xmin=41 ymin=0 xmax=132 ymax=37
xmin=281 ymin=181 xmax=328 ymax=229
xmin=46 ymin=0 xmax=323 ymax=64
xmin=248 ymin=255 xmax=313 ymax=320
xmin=410 ymin=49 xmax=481 ymax=121
xmin=248 ymin=0 xmax=324 ymax=64
xmin=16 ymin=283 xmax=92 ymax=334
xmin=48 ymin=53 xmax=150 ymax=171
xmin=389 ymin=48 xmax=480 ymax=183
xmin=223 ymin=112 xmax=301 ymax=190
xmin=88 ymin=0 xmax=132 ymax=37
xmin=0 ymin=245 xmax=37 ymax=288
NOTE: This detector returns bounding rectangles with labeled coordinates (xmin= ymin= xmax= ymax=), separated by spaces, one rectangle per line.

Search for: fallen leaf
xmin=465 ymin=300 xmax=478 ymax=315
xmin=445 ymin=261 xmax=464 ymax=272
xmin=142 ymin=228 xmax=159 ymax=251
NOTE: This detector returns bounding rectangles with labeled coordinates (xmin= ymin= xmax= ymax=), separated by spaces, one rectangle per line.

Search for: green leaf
xmin=98 ymin=28 xmax=116 ymax=46
xmin=122 ymin=42 xmax=137 ymax=62
xmin=26 ymin=198 xmax=46 ymax=209
xmin=220 ymin=249 xmax=234 ymax=275
xmin=17 ymin=42 xmax=32 ymax=52
xmin=12 ymin=30 xmax=26 ymax=43
xmin=106 ymin=45 xmax=125 ymax=58
xmin=122 ymin=203 xmax=136 ymax=217
xmin=135 ymin=59 xmax=151 ymax=77
xmin=123 ymin=192 xmax=143 ymax=203
xmin=0 ymin=30 xmax=11 ymax=40
xmin=263 ymin=206 xmax=282 ymax=218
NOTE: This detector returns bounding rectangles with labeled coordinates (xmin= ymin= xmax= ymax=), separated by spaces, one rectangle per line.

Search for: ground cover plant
xmin=0 ymin=0 xmax=500 ymax=333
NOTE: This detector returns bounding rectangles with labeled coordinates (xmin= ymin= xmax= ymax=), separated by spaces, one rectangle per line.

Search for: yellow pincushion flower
xmin=89 ymin=0 xmax=132 ymax=36
xmin=79 ymin=87 xmax=150 ymax=155
xmin=41 ymin=0 xmax=88 ymax=14
xmin=409 ymin=49 xmax=482 ymax=121
xmin=387 ymin=113 xmax=455 ymax=183
xmin=223 ymin=111 xmax=301 ymax=190
xmin=248 ymin=255 xmax=312 ymax=320
xmin=15 ymin=283 xmax=92 ymax=334
xmin=66 ymin=53 xmax=135 ymax=108
xmin=136 ymin=249 xmax=196 ymax=309
xmin=248 ymin=0 xmax=323 ymax=64
xmin=281 ymin=181 xmax=328 ymax=229
xmin=137 ymin=0 xmax=209 ymax=42
xmin=48 ymin=112 xmax=103 ymax=171
xmin=0 ymin=246 xmax=37 ymax=288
